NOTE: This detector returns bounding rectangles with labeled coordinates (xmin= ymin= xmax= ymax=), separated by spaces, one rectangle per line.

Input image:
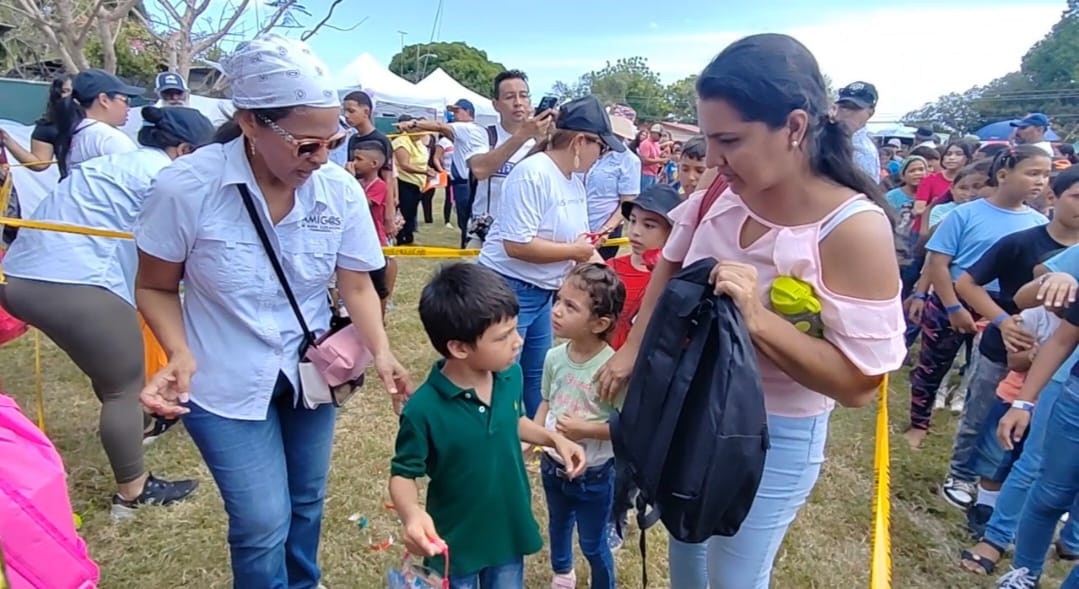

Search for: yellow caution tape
xmin=870 ymin=374 xmax=891 ymax=589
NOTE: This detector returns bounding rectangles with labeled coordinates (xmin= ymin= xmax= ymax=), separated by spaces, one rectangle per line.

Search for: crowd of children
xmin=882 ymin=135 xmax=1079 ymax=589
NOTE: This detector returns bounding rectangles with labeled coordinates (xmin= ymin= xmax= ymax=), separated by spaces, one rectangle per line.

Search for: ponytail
xmin=810 ymin=116 xmax=893 ymax=224
xmin=986 ymin=144 xmax=1048 ymax=187
xmin=53 ymin=97 xmax=86 ymax=178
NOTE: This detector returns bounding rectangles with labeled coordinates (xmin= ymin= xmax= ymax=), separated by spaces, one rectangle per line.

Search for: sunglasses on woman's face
xmin=257 ymin=115 xmax=347 ymax=158
xmin=584 ymin=135 xmax=610 ymax=155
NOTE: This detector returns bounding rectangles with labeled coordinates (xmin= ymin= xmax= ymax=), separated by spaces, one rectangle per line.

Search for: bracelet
xmin=992 ymin=312 xmax=1011 ymax=327
xmin=945 ymin=304 xmax=964 ymax=315
xmin=1011 ymin=400 xmax=1035 ymax=412
xmin=913 ymin=293 xmax=928 ymax=301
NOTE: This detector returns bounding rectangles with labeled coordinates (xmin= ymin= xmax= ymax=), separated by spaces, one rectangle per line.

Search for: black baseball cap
xmin=837 ymin=81 xmax=878 ymax=110
xmin=622 ymin=184 xmax=680 ymax=224
xmin=556 ymin=96 xmax=626 ymax=153
xmin=141 ymin=106 xmax=215 ymax=147
xmin=155 ymin=72 xmax=188 ymax=94
xmin=72 ymin=69 xmax=144 ymax=104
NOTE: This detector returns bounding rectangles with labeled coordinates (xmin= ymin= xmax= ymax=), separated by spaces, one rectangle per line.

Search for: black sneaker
xmin=142 ymin=414 xmax=180 ymax=447
xmin=111 ymin=473 xmax=198 ymax=520
xmin=967 ymin=504 xmax=994 ymax=539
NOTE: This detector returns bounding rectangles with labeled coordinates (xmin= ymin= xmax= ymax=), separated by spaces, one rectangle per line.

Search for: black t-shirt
xmin=30 ymin=121 xmax=59 ymax=146
xmin=967 ymin=224 xmax=1064 ymax=364
xmin=347 ymin=128 xmax=393 ymax=173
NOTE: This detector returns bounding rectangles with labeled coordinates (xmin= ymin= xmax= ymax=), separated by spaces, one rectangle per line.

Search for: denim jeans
xmin=667 ymin=413 xmax=828 ymax=589
xmin=451 ymin=180 xmax=472 ymax=249
xmin=1063 ymin=564 xmax=1079 ymax=589
xmin=182 ymin=373 xmax=337 ymax=589
xmin=541 ymin=455 xmax=616 ymax=589
xmin=948 ymin=352 xmax=1008 ymax=483
xmin=448 ymin=556 xmax=524 ymax=589
xmin=499 ymin=274 xmax=554 ymax=418
xmin=1012 ymin=376 xmax=1079 ymax=577
xmin=983 ymin=380 xmax=1079 ymax=551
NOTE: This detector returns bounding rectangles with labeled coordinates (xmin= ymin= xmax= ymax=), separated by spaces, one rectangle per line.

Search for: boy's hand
xmin=401 ymin=511 xmax=444 ymax=557
xmin=552 ymin=435 xmax=587 ymax=478
xmin=555 ymin=416 xmax=590 ymax=441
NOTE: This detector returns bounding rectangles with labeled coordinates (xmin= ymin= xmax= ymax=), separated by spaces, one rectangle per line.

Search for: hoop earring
xmin=573 ymin=147 xmax=580 ymax=169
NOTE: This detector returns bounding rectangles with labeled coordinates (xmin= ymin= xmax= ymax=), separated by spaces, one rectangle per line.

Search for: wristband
xmin=945 ymin=304 xmax=964 ymax=315
xmin=913 ymin=293 xmax=928 ymax=301
xmin=991 ymin=312 xmax=1011 ymax=327
xmin=1011 ymin=400 xmax=1035 ymax=413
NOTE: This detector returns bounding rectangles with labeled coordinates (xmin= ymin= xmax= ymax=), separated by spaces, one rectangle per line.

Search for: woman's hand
xmin=373 ymin=349 xmax=412 ymax=415
xmin=570 ymin=234 xmax=597 ymax=263
xmin=905 ymin=296 xmax=925 ymax=324
xmin=997 ymin=407 xmax=1032 ymax=451
xmin=1000 ymin=315 xmax=1036 ymax=353
xmin=948 ymin=308 xmax=978 ymax=334
xmin=594 ymin=345 xmax=636 ymax=403
xmin=140 ymin=349 xmax=197 ymax=419
xmin=1037 ymin=272 xmax=1078 ymax=308
xmin=709 ymin=261 xmax=766 ymax=325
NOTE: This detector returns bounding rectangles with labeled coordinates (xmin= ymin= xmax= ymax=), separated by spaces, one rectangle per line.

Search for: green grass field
xmin=1 ymin=210 xmax=1074 ymax=588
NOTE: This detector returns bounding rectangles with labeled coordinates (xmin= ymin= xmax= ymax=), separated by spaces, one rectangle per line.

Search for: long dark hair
xmin=986 ymin=145 xmax=1050 ymax=187
xmin=695 ymin=33 xmax=890 ymax=221
xmin=212 ymin=107 xmax=295 ymax=144
xmin=36 ymin=75 xmax=71 ymax=126
xmin=54 ymin=95 xmax=88 ymax=178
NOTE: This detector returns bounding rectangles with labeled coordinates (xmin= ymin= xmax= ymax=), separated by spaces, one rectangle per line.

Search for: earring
xmin=248 ymin=138 xmax=256 ymax=157
xmin=791 ymin=140 xmax=800 ymax=148
xmin=573 ymin=147 xmax=580 ymax=169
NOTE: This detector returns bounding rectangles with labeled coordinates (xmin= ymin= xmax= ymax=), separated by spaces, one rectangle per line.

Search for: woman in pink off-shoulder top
xmin=594 ymin=34 xmax=906 ymax=589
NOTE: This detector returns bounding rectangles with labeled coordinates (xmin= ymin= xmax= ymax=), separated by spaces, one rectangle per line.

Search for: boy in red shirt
xmin=351 ymin=141 xmax=395 ymax=315
xmin=608 ymin=184 xmax=681 ymax=350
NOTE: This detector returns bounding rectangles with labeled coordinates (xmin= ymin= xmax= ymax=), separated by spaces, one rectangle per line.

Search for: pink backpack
xmin=0 ymin=393 xmax=99 ymax=588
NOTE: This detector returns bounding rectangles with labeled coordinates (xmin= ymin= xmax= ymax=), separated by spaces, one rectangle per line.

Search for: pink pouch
xmin=305 ymin=321 xmax=373 ymax=388
xmin=0 ymin=393 xmax=99 ymax=588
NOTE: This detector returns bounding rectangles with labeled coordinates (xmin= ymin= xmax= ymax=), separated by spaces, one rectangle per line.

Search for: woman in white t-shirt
xmin=54 ymin=69 xmax=143 ymax=178
xmin=478 ymin=95 xmax=624 ymax=417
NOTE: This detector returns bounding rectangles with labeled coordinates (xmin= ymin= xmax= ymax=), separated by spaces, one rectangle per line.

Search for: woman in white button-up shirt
xmin=134 ymin=35 xmax=411 ymax=588
xmin=0 ymin=106 xmax=214 ymax=517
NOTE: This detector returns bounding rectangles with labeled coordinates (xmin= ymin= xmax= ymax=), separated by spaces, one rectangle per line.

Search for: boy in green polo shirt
xmin=390 ymin=262 xmax=587 ymax=588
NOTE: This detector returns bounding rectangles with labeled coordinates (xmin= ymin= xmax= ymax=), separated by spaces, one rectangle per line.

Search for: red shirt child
xmin=608 ymin=184 xmax=681 ymax=350
xmin=362 ymin=176 xmax=389 ymax=246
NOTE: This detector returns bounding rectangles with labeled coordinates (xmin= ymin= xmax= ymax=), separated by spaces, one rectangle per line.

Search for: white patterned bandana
xmin=223 ymin=34 xmax=339 ymax=110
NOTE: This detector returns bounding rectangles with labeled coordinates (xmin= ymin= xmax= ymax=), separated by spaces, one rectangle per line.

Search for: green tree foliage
xmin=903 ymin=1 xmax=1079 ymax=138
xmin=574 ymin=57 xmax=671 ymax=121
xmin=665 ymin=74 xmax=697 ymax=124
xmin=86 ymin=21 xmax=162 ymax=86
xmin=389 ymin=41 xmax=505 ymax=97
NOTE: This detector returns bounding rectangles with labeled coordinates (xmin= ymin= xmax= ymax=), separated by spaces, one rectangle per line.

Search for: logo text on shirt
xmin=302 ymin=214 xmax=342 ymax=232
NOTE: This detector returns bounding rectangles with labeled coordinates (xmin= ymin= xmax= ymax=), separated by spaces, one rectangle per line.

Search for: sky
xmin=216 ymin=0 xmax=1065 ymax=122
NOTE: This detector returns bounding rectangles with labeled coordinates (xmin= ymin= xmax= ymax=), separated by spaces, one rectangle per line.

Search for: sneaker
xmin=933 ymin=391 xmax=948 ymax=411
xmin=941 ymin=476 xmax=977 ymax=510
xmin=950 ymin=393 xmax=966 ymax=414
xmin=966 ymin=504 xmax=994 ymax=539
xmin=445 ymin=223 xmax=454 ymax=230
xmin=607 ymin=523 xmax=624 ymax=552
xmin=142 ymin=414 xmax=179 ymax=447
xmin=111 ymin=473 xmax=199 ymax=520
xmin=551 ymin=571 xmax=576 ymax=589
xmin=996 ymin=567 xmax=1039 ymax=589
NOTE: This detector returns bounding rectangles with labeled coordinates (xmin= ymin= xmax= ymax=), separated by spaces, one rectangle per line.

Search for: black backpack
xmin=610 ymin=257 xmax=769 ymax=585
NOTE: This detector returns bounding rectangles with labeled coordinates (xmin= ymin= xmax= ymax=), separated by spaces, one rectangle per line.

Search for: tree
xmin=575 ymin=57 xmax=670 ymax=121
xmin=86 ymin=19 xmax=162 ymax=85
xmin=0 ymin=0 xmax=143 ymax=73
xmin=665 ymin=74 xmax=697 ymax=123
xmin=389 ymin=41 xmax=505 ymax=97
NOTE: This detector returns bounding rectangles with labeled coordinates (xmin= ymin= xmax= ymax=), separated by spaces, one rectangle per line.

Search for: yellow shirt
xmin=391 ymin=136 xmax=428 ymax=188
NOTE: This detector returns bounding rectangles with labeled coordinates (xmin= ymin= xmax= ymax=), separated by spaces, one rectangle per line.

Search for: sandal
xmin=960 ymin=543 xmax=1002 ymax=575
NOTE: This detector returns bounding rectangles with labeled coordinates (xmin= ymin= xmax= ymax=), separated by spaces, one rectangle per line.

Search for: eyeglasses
xmin=583 ymin=135 xmax=610 ymax=155
xmin=257 ymin=115 xmax=347 ymax=158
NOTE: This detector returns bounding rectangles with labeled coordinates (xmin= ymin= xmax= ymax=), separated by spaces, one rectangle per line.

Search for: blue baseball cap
xmin=155 ymin=72 xmax=188 ymax=94
xmin=448 ymin=98 xmax=475 ymax=116
xmin=72 ymin=69 xmax=144 ymax=104
xmin=141 ymin=106 xmax=214 ymax=147
xmin=1012 ymin=113 xmax=1050 ymax=129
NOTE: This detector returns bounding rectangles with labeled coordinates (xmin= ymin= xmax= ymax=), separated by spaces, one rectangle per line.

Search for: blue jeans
xmin=983 ymin=380 xmax=1079 ymax=552
xmin=640 ymin=174 xmax=657 ymax=191
xmin=1012 ymin=376 xmax=1079 ymax=577
xmin=668 ymin=413 xmax=828 ymax=589
xmin=1063 ymin=564 xmax=1079 ymax=589
xmin=541 ymin=455 xmax=616 ymax=589
xmin=974 ymin=399 xmax=1029 ymax=482
xmin=183 ymin=373 xmax=337 ymax=589
xmin=451 ymin=180 xmax=472 ymax=249
xmin=448 ymin=557 xmax=524 ymax=589
xmin=949 ymin=353 xmax=1008 ymax=483
xmin=499 ymin=274 xmax=553 ymax=418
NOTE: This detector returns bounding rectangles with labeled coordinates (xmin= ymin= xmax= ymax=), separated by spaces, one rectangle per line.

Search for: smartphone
xmin=534 ymin=95 xmax=558 ymax=116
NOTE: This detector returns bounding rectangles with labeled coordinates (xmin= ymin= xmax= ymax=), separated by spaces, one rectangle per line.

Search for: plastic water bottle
xmin=769 ymin=276 xmax=824 ymax=338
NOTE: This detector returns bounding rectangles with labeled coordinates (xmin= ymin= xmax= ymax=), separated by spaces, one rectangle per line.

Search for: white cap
xmin=223 ymin=34 xmax=339 ymax=110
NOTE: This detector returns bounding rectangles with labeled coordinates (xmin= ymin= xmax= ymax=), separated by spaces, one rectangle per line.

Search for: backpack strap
xmin=695 ymin=174 xmax=729 ymax=228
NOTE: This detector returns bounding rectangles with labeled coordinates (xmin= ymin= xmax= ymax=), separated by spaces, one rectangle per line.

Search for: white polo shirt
xmin=135 ymin=137 xmax=385 ymax=420
xmin=448 ymin=121 xmax=488 ymax=180
xmin=67 ymin=119 xmax=137 ymax=171
xmin=478 ymin=153 xmax=589 ymax=290
xmin=3 ymin=148 xmax=172 ymax=305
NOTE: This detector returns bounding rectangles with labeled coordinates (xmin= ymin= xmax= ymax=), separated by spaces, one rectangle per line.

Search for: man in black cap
xmin=834 ymin=81 xmax=880 ymax=181
xmin=154 ymin=72 xmax=189 ymax=107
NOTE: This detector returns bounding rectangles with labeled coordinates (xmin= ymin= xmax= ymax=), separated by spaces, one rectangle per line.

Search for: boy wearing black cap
xmin=607 ymin=184 xmax=680 ymax=350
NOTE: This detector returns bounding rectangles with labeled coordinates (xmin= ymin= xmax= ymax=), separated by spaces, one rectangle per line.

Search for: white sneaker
xmin=551 ymin=570 xmax=577 ymax=589
xmin=933 ymin=389 xmax=949 ymax=411
xmin=950 ymin=393 xmax=965 ymax=414
xmin=445 ymin=223 xmax=454 ymax=229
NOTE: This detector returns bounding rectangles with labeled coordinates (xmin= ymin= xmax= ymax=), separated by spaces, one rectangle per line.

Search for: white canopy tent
xmin=333 ymin=53 xmax=442 ymax=119
xmin=414 ymin=68 xmax=499 ymax=126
